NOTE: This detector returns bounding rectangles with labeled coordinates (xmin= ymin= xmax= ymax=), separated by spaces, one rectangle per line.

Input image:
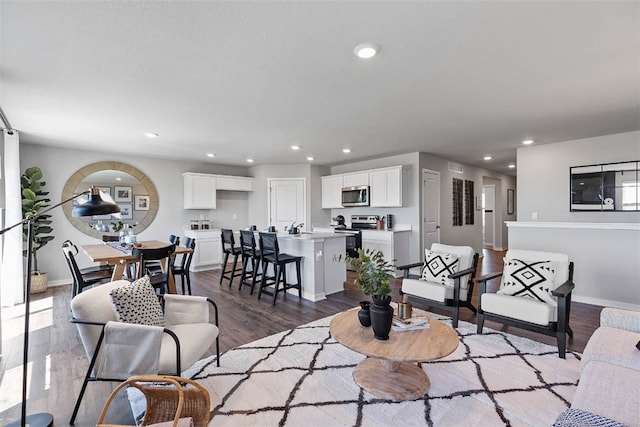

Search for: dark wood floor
xmin=0 ymin=249 xmax=602 ymax=426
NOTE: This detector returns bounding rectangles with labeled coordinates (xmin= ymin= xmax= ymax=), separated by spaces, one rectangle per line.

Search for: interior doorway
xmin=482 ymin=184 xmax=495 ymax=248
xmin=268 ymin=178 xmax=307 ymax=232
xmin=422 ymin=169 xmax=441 ymax=253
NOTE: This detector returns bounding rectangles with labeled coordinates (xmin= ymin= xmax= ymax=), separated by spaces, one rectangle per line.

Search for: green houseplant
xmin=21 ymin=166 xmax=54 ymax=292
xmin=345 ymin=248 xmax=395 ymax=340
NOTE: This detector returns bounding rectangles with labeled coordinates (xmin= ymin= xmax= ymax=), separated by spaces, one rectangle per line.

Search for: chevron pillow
xmin=498 ymin=258 xmax=557 ymax=305
xmin=421 ymin=250 xmax=460 ymax=286
xmin=109 ymin=275 xmax=165 ymax=326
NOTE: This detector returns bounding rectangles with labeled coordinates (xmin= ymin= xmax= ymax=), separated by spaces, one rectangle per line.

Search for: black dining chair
xmin=172 ymin=237 xmax=196 ymax=295
xmin=62 ymin=240 xmax=113 ymax=297
xmin=220 ymin=229 xmax=242 ymax=288
xmin=131 ymin=244 xmax=176 ymax=295
xmin=239 ymin=230 xmax=262 ymax=294
xmin=258 ymin=232 xmax=302 ymax=305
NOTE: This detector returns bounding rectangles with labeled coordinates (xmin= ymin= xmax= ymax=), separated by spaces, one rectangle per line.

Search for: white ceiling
xmin=1 ymin=1 xmax=638 ymax=175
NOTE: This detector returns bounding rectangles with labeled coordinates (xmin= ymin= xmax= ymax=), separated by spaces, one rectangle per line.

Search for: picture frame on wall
xmin=97 ymin=186 xmax=111 ymax=197
xmin=507 ymin=189 xmax=515 ymax=215
xmin=119 ymin=204 xmax=133 ymax=220
xmin=114 ymin=186 xmax=133 ymax=202
xmin=475 ymin=196 xmax=482 ymax=211
xmin=134 ymin=195 xmax=150 ymax=211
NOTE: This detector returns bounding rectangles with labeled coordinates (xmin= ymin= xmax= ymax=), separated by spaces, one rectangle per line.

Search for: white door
xmin=268 ymin=178 xmax=306 ymax=232
xmin=422 ymin=169 xmax=440 ymax=252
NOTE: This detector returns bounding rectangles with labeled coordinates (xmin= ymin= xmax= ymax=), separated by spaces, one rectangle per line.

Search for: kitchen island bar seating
xmin=258 ymin=232 xmax=302 ymax=305
xmin=239 ymin=230 xmax=262 ymax=294
xmin=220 ymin=229 xmax=242 ymax=288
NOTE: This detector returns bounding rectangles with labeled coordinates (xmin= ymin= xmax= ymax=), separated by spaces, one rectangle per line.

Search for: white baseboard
xmin=573 ymin=294 xmax=640 ymax=312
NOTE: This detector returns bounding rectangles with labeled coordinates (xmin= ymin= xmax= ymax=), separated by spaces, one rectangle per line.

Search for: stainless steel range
xmin=333 ymin=215 xmax=378 ymax=258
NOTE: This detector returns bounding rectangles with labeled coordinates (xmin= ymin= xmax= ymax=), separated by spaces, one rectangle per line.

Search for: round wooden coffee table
xmin=329 ymin=309 xmax=459 ymax=401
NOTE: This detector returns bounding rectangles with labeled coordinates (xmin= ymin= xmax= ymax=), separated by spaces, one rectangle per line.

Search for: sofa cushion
xmin=109 ymin=275 xmax=165 ymax=327
xmin=480 ymin=293 xmax=556 ymax=325
xmin=571 ymin=360 xmax=640 ymax=427
xmin=497 ymin=258 xmax=557 ymax=305
xmin=581 ymin=326 xmax=640 ymax=374
xmin=421 ymin=250 xmax=459 ymax=286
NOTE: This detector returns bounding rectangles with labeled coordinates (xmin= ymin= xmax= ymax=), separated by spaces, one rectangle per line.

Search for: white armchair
xmin=69 ymin=278 xmax=220 ymax=424
xmin=399 ymin=243 xmax=479 ymax=328
xmin=476 ymin=249 xmax=575 ymax=358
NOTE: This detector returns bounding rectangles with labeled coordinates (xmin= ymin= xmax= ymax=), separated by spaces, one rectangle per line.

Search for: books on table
xmin=392 ymin=316 xmax=430 ymax=332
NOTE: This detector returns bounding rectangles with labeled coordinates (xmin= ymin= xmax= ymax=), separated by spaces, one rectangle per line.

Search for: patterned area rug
xmin=135 ymin=309 xmax=582 ymax=426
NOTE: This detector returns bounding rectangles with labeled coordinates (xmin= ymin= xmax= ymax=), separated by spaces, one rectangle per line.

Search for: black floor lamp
xmin=0 ymin=187 xmax=120 ymax=427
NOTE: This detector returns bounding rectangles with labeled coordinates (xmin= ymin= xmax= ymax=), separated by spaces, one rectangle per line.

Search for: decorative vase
xmin=358 ymin=301 xmax=371 ymax=327
xmin=370 ymin=294 xmax=393 ymax=340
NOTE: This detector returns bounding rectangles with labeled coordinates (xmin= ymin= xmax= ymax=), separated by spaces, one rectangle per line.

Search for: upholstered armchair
xmin=69 ymin=277 xmax=220 ymax=424
xmin=399 ymin=243 xmax=479 ymax=328
xmin=476 ymin=249 xmax=575 ymax=358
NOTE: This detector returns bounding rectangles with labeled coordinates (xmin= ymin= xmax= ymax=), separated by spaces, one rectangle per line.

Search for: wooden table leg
xmin=111 ymin=262 xmax=126 ymax=281
xmin=352 ymin=357 xmax=430 ymax=401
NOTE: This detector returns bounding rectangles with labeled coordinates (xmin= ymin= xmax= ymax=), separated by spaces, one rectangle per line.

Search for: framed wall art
xmin=114 ymin=186 xmax=133 ymax=202
xmin=119 ymin=204 xmax=133 ymax=220
xmin=135 ymin=195 xmax=150 ymax=211
xmin=507 ymin=189 xmax=515 ymax=215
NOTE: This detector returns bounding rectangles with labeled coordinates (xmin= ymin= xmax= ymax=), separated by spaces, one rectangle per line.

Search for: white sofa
xmin=568 ymin=308 xmax=640 ymax=426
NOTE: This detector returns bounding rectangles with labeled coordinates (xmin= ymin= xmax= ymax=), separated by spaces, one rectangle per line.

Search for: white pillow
xmin=109 ymin=275 xmax=165 ymax=326
xmin=421 ymin=250 xmax=460 ymax=286
xmin=498 ymin=258 xmax=557 ymax=305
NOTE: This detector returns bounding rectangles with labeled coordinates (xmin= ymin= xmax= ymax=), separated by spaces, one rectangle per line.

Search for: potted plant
xmin=21 ymin=166 xmax=55 ymax=293
xmin=345 ymin=248 xmax=395 ymax=340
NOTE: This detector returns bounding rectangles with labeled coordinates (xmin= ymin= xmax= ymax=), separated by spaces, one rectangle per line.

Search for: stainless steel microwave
xmin=341 ymin=186 xmax=370 ymax=207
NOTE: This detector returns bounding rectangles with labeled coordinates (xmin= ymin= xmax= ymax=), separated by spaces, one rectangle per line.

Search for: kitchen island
xmin=272 ymin=232 xmax=347 ymax=301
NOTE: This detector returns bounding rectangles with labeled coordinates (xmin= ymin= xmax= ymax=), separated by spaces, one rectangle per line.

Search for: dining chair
xmin=62 ymin=240 xmax=113 ymax=297
xmin=132 ymin=244 xmax=177 ymax=295
xmin=172 ymin=237 xmax=196 ymax=295
xmin=258 ymin=232 xmax=302 ymax=305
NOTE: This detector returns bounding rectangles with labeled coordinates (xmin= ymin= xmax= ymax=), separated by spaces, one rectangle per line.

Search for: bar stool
xmin=239 ymin=230 xmax=262 ymax=294
xmin=258 ymin=232 xmax=302 ymax=305
xmin=220 ymin=229 xmax=242 ymax=287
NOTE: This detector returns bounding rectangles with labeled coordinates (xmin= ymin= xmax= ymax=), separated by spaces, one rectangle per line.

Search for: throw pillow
xmin=109 ymin=275 xmax=165 ymax=326
xmin=498 ymin=258 xmax=557 ymax=305
xmin=421 ymin=250 xmax=459 ymax=286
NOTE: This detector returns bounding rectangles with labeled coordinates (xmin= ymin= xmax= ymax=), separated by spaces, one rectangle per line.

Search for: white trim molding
xmin=506 ymin=221 xmax=640 ymax=231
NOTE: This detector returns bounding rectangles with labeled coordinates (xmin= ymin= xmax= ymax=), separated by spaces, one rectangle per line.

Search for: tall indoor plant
xmin=21 ymin=166 xmax=55 ymax=292
xmin=345 ymin=248 xmax=395 ymax=340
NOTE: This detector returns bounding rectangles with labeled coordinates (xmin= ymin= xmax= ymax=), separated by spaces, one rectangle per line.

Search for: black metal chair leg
xmin=476 ymin=313 xmax=484 ymax=334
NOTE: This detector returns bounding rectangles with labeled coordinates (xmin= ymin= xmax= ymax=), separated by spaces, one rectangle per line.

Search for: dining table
xmin=79 ymin=240 xmax=193 ymax=294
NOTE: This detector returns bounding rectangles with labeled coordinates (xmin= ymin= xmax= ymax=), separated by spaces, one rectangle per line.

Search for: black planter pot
xmin=370 ymin=294 xmax=393 ymax=340
xmin=358 ymin=301 xmax=371 ymax=327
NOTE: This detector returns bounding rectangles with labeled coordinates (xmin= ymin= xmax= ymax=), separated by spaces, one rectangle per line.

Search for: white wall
xmin=21 ymin=143 xmax=252 ymax=284
xmin=513 ymin=131 xmax=640 ymax=309
xmin=517 ymin=131 xmax=640 ymax=223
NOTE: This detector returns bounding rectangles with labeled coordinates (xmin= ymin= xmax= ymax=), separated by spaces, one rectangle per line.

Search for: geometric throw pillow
xmin=421 ymin=250 xmax=460 ymax=286
xmin=109 ymin=275 xmax=165 ymax=326
xmin=497 ymin=258 xmax=557 ymax=305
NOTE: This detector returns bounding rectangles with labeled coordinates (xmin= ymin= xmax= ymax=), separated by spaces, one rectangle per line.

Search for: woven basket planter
xmin=30 ymin=272 xmax=48 ymax=294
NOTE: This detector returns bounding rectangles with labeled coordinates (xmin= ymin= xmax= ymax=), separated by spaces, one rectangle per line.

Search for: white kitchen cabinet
xmin=361 ymin=229 xmax=410 ymax=277
xmin=183 ymin=173 xmax=216 ymax=209
xmin=321 ymin=175 xmax=344 ymax=208
xmin=216 ymin=176 xmax=254 ymax=191
xmin=342 ymin=172 xmax=369 ymax=188
xmin=370 ymin=166 xmax=403 ymax=207
xmin=184 ymin=229 xmax=222 ymax=271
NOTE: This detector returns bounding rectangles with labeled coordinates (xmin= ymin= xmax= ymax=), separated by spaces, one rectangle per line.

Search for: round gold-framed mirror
xmin=62 ymin=161 xmax=159 ymax=239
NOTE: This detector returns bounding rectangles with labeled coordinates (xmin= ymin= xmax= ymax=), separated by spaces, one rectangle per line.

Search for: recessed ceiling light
xmin=306 ymin=156 xmax=314 ymax=161
xmin=206 ymin=153 xmax=215 ymax=158
xmin=508 ymin=164 xmax=516 ymax=169
xmin=342 ymin=148 xmax=351 ymax=154
xmin=115 ymin=177 xmax=122 ymax=181
xmin=484 ymin=156 xmax=492 ymax=161
xmin=246 ymin=158 xmax=254 ymax=163
xmin=522 ymin=139 xmax=534 ymax=145
xmin=144 ymin=131 xmax=159 ymax=138
xmin=291 ymin=145 xmax=301 ymax=150
xmin=354 ymin=43 xmax=379 ymax=59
